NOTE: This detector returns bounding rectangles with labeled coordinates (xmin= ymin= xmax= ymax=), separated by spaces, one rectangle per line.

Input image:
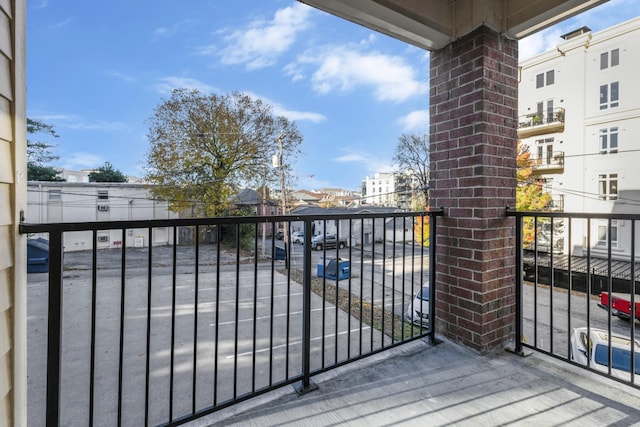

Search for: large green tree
xmin=144 ymin=89 xmax=302 ymax=216
xmin=27 ymin=118 xmax=63 ymax=181
xmin=89 ymin=162 xmax=128 ymax=182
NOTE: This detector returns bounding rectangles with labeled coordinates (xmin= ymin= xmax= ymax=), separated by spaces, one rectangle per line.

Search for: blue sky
xmin=26 ymin=0 xmax=640 ymax=191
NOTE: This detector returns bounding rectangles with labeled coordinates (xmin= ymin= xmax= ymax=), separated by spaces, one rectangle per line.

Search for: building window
xmin=535 ymin=137 xmax=554 ymax=165
xmin=598 ymin=173 xmax=618 ymax=201
xmin=600 ymin=48 xmax=620 ymax=69
xmin=546 ymin=70 xmax=554 ymax=85
xmin=597 ymin=220 xmax=618 ymax=248
xmin=600 ymin=82 xmax=619 ymax=109
xmin=536 ymin=70 xmax=554 ymax=88
xmin=48 ymin=190 xmax=61 ymax=200
xmin=97 ymin=190 xmax=109 ymax=200
xmin=599 ymin=127 xmax=619 ymax=154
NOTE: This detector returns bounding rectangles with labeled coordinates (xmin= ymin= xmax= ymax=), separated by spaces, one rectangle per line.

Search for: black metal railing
xmin=517 ymin=107 xmax=565 ymax=129
xmin=508 ymin=209 xmax=640 ymax=389
xmin=530 ymin=151 xmax=564 ymax=172
xmin=21 ymin=209 xmax=443 ymax=426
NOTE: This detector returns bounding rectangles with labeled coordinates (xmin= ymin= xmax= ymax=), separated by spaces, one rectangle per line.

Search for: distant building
xmin=362 ymin=172 xmax=396 ymax=206
xmin=230 ymin=188 xmax=282 ymax=238
xmin=362 ymin=172 xmax=421 ymax=209
xmin=27 ymin=181 xmax=176 ymax=251
xmin=58 ymin=169 xmax=90 ymax=183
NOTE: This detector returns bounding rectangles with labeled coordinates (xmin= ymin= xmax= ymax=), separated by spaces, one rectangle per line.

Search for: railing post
xmin=46 ymin=230 xmax=63 ymax=426
xmin=295 ymin=218 xmax=318 ymax=394
xmin=514 ymin=213 xmax=524 ymax=355
xmin=428 ymin=210 xmax=441 ymax=345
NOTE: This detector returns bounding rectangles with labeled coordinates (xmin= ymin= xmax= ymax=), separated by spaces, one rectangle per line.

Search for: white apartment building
xmin=27 ymin=182 xmax=177 ymax=251
xmin=362 ymin=172 xmax=421 ymax=209
xmin=518 ymin=16 xmax=640 ymax=259
xmin=363 ymin=172 xmax=397 ymax=206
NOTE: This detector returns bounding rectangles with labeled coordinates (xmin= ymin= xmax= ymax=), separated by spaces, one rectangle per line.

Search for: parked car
xmin=404 ymin=284 xmax=430 ymax=326
xmin=311 ymin=234 xmax=348 ymax=251
xmin=570 ymin=327 xmax=640 ymax=379
xmin=275 ymin=229 xmax=284 ymax=240
xmin=291 ymin=231 xmax=304 ymax=244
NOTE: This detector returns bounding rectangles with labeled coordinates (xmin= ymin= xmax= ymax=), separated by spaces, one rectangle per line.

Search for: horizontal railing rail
xmin=507 ymin=208 xmax=640 ymax=389
xmin=21 ymin=209 xmax=443 ymax=426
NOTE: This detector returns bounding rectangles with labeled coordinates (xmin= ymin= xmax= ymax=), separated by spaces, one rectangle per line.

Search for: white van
xmin=570 ymin=327 xmax=640 ymax=380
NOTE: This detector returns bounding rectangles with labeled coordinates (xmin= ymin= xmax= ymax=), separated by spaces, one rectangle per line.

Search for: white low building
xmin=27 ymin=181 xmax=177 ymax=251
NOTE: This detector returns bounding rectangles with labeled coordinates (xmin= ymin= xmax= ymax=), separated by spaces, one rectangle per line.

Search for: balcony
xmin=20 ymin=210 xmax=640 ymax=426
xmin=517 ymin=108 xmax=565 ymax=138
xmin=531 ymin=151 xmax=565 ymax=174
xmin=548 ymin=194 xmax=565 ymax=211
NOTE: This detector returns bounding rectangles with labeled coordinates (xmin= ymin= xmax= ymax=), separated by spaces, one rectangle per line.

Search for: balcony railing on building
xmin=517 ymin=107 xmax=565 ymax=138
xmin=547 ymin=194 xmax=564 ymax=212
xmin=531 ymin=151 xmax=565 ymax=173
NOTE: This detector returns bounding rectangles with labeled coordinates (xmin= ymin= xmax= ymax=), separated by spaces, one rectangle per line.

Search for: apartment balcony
xmin=547 ymin=194 xmax=565 ymax=211
xmin=20 ymin=210 xmax=640 ymax=426
xmin=517 ymin=108 xmax=565 ymax=138
xmin=531 ymin=151 xmax=565 ymax=174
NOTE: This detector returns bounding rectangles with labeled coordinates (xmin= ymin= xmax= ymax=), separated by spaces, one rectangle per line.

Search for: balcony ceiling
xmin=298 ymin=0 xmax=608 ymax=50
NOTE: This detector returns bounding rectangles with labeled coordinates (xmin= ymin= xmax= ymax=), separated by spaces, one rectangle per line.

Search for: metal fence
xmin=21 ymin=210 xmax=443 ymax=426
xmin=508 ymin=209 xmax=640 ymax=389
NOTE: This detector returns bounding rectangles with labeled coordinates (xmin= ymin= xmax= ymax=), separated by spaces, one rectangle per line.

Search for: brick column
xmin=429 ymin=26 xmax=517 ymax=352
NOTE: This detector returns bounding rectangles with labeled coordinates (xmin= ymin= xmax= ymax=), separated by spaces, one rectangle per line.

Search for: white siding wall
xmin=0 ymin=0 xmax=26 ymax=425
xmin=27 ymin=182 xmax=177 ymax=251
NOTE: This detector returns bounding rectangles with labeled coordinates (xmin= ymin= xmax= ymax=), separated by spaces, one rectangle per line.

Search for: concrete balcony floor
xmin=197 ymin=338 xmax=640 ymax=426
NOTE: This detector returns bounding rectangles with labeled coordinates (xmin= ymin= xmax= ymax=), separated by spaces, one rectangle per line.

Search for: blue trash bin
xmin=27 ymin=238 xmax=49 ymax=273
xmin=319 ymin=258 xmax=350 ymax=280
xmin=274 ymin=246 xmax=286 ymax=260
xmin=317 ymin=257 xmax=329 ymax=277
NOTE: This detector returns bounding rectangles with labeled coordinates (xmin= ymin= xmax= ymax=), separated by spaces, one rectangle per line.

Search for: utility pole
xmin=275 ymin=133 xmax=288 ymax=267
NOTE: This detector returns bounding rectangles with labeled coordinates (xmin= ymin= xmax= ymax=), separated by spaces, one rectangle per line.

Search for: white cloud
xmin=216 ymin=3 xmax=313 ymax=70
xmin=283 ymin=63 xmax=305 ymax=82
xmin=519 ymin=28 xmax=564 ymax=61
xmin=51 ymin=18 xmax=72 ymax=29
xmin=154 ymin=77 xmax=218 ymax=95
xmin=60 ymin=152 xmax=104 ymax=170
xmin=397 ymin=110 xmax=429 ymax=132
xmin=105 ymin=70 xmax=136 ymax=83
xmin=334 ymin=152 xmax=394 ymax=174
xmin=298 ymin=45 xmax=428 ymax=103
xmin=296 ymin=174 xmax=330 ymax=190
xmin=243 ymin=91 xmax=326 ymax=123
xmin=154 ymin=19 xmax=195 ymax=38
xmin=34 ymin=113 xmax=126 ymax=132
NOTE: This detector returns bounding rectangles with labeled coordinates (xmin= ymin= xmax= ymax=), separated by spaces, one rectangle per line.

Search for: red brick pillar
xmin=429 ymin=26 xmax=517 ymax=352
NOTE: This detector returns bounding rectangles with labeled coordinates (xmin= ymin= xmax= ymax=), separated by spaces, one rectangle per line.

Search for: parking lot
xmin=26 ymin=237 xmax=640 ymax=425
xmin=27 ymin=240 xmax=428 ymax=426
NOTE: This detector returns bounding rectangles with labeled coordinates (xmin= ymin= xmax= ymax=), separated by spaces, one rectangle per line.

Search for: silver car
xmin=404 ymin=284 xmax=430 ymax=326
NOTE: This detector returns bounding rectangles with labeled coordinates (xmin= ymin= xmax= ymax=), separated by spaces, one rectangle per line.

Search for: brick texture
xmin=430 ymin=26 xmax=517 ymax=353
